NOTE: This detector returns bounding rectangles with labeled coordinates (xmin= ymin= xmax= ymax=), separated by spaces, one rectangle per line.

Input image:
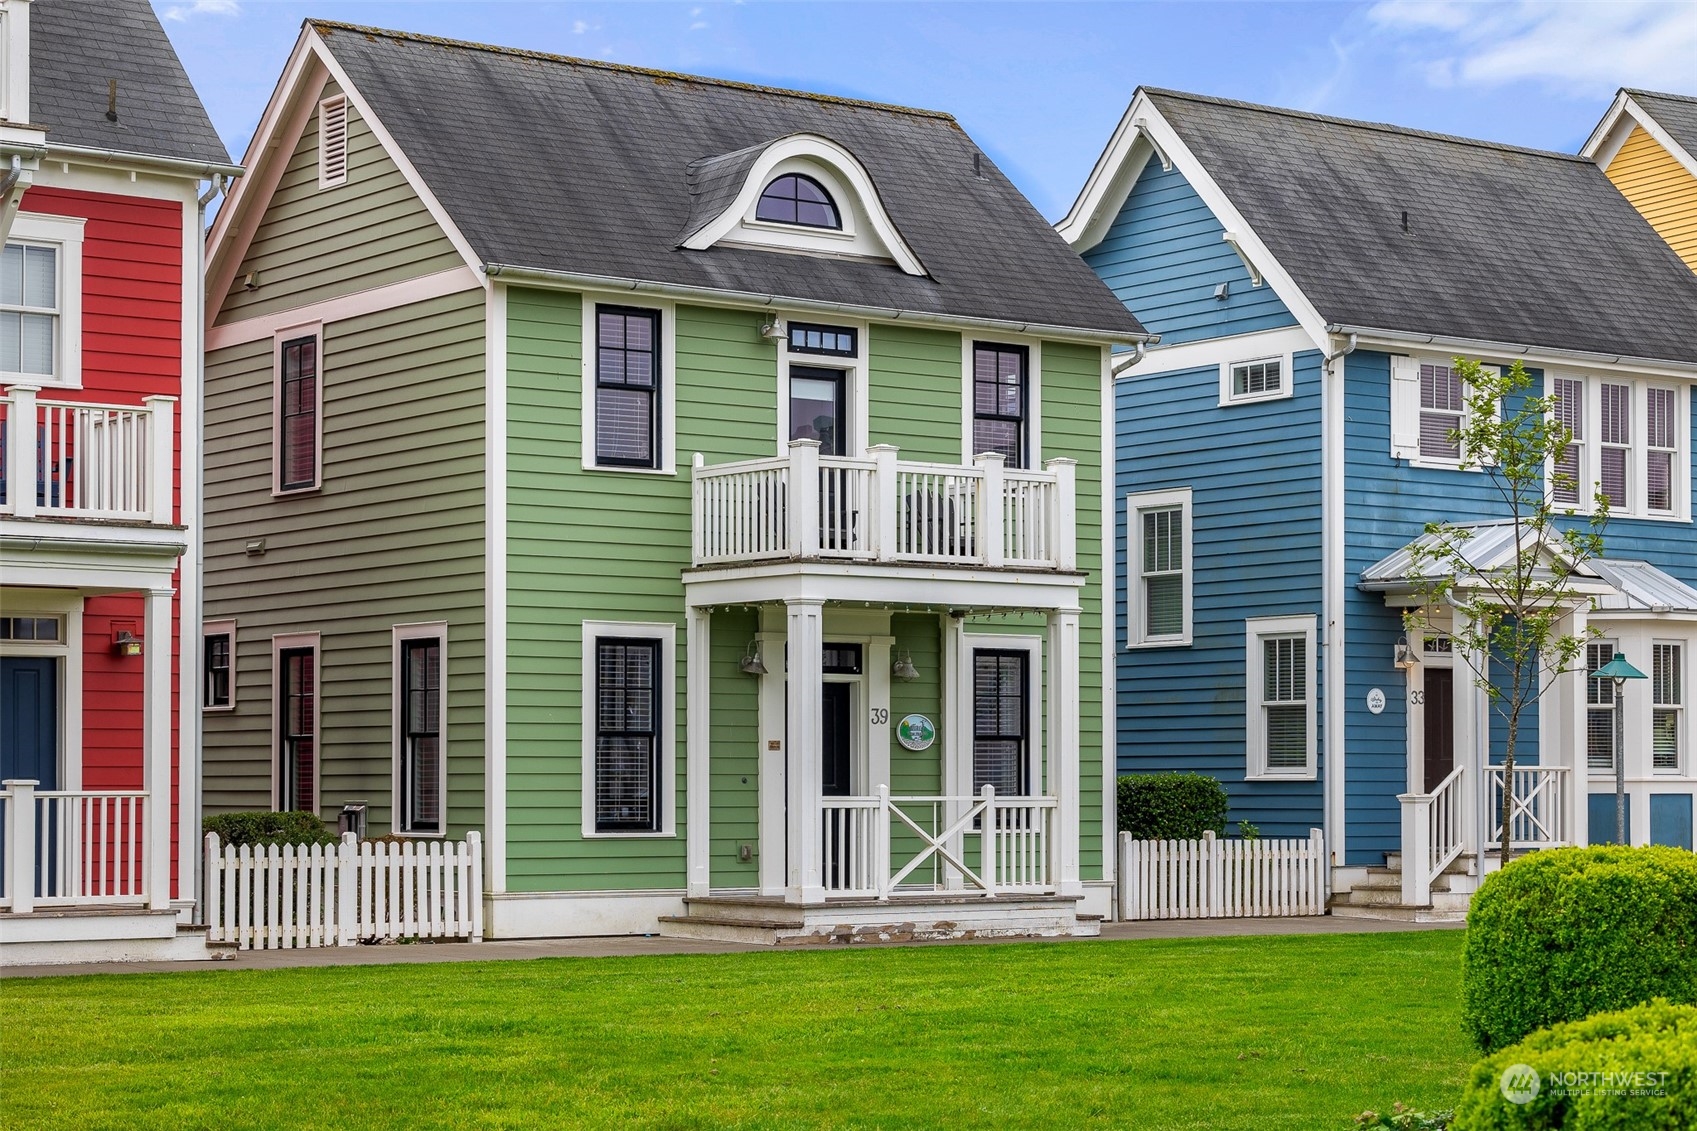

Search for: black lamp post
xmin=1591 ymin=653 xmax=1647 ymax=846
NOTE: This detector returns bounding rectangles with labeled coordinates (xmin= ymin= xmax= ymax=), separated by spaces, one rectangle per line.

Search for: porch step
xmin=1 ymin=908 xmax=228 ymax=966
xmin=1328 ymin=853 xmax=1475 ymax=923
xmin=1329 ymin=899 xmax=1468 ymax=924
xmin=658 ymin=892 xmax=1093 ymax=946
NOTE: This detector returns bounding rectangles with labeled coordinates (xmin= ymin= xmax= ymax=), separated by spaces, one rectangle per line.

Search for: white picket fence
xmin=1119 ymin=829 xmax=1327 ymax=920
xmin=204 ymin=831 xmax=483 ymax=949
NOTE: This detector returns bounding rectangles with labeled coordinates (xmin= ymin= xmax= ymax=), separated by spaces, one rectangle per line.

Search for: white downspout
xmin=1322 ymin=332 xmax=1356 ymax=888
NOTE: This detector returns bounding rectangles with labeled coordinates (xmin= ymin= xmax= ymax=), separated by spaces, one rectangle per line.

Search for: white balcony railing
xmin=820 ymin=786 xmax=1057 ymax=899
xmin=692 ymin=441 xmax=1076 ymax=570
xmin=0 ymin=385 xmax=175 ymax=523
xmin=0 ymin=781 xmax=150 ymax=912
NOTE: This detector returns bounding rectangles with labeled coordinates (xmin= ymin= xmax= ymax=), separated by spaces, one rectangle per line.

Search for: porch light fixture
xmin=739 ymin=642 xmax=768 ymax=677
xmin=112 ymin=629 xmax=142 ymax=657
xmin=1591 ymin=654 xmax=1646 ymax=846
xmin=892 ymin=651 xmax=919 ymax=682
xmin=758 ymin=318 xmax=786 ymax=342
xmin=1393 ymin=636 xmax=1418 ymax=671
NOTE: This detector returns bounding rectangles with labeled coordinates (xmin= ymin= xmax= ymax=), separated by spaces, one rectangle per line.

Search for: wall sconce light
xmin=892 ymin=651 xmax=920 ymax=682
xmin=758 ymin=318 xmax=786 ymax=342
xmin=1393 ymin=636 xmax=1418 ymax=672
xmin=112 ymin=628 xmax=143 ymax=657
xmin=739 ymin=642 xmax=768 ymax=676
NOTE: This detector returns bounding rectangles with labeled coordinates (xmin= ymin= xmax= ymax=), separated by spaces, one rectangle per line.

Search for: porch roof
xmin=1588 ymin=559 xmax=1697 ymax=613
xmin=1358 ymin=521 xmax=1610 ymax=596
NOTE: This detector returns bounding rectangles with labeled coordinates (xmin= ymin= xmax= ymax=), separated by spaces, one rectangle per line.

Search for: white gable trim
xmin=681 ymin=134 xmax=926 ymax=276
xmin=1582 ymin=92 xmax=1697 ymax=181
xmin=1058 ymin=93 xmax=1331 ymax=348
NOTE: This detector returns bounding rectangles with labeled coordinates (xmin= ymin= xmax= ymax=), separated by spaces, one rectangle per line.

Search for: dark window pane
xmin=756 ymin=174 xmax=840 ymax=229
xmin=972 ymin=650 xmax=1029 ymax=797
xmin=595 ymin=307 xmax=660 ymax=467
xmin=595 ymin=639 xmax=661 ymax=832
xmin=972 ymin=343 xmax=1028 ymax=467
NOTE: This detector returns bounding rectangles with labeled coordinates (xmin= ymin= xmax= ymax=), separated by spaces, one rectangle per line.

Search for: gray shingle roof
xmin=29 ymin=0 xmax=229 ymax=166
xmin=1626 ymin=89 xmax=1697 ymax=163
xmin=1145 ymin=89 xmax=1697 ymax=365
xmin=311 ymin=22 xmax=1141 ymax=337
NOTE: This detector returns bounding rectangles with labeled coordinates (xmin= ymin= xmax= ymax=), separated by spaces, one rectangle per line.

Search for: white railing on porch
xmin=692 ymin=441 xmax=1075 ymax=570
xmin=1488 ymin=766 xmax=1570 ymax=850
xmin=820 ymin=786 xmax=1056 ymax=899
xmin=0 ymin=782 xmax=149 ymax=912
xmin=1398 ymin=765 xmax=1466 ymax=907
xmin=1118 ymin=829 xmax=1327 ymax=920
xmin=203 ymin=831 xmax=483 ymax=950
xmin=0 ymin=385 xmax=175 ymax=523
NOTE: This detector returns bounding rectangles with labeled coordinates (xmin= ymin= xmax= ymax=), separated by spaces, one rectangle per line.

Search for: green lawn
xmin=1 ymin=931 xmax=1471 ymax=1130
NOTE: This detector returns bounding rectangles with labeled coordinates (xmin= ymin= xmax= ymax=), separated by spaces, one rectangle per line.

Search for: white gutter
xmin=45 ymin=142 xmax=245 ymax=180
xmin=483 ymin=262 xmax=1151 ymax=348
xmin=1326 ymin=323 xmax=1697 ymax=378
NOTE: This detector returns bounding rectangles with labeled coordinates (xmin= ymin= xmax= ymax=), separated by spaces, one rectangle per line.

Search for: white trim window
xmin=582 ymin=621 xmax=676 ymax=837
xmin=1219 ymin=353 xmax=1290 ymax=406
xmin=1127 ymin=488 xmax=1192 ymax=647
xmin=777 ymin=314 xmax=869 ymax=459
xmin=1586 ymin=641 xmax=1619 ymax=772
xmin=1 ymin=213 xmax=84 ymax=387
xmin=1246 ymin=615 xmax=1317 ymax=779
xmin=393 ymin=623 xmax=447 ymax=835
xmin=273 ymin=323 xmax=323 ymax=494
xmin=582 ymin=296 xmax=676 ymax=474
xmin=273 ymin=632 xmax=320 ymax=814
xmin=317 ymin=95 xmax=349 ymax=189
xmin=1389 ymin=357 xmax=1499 ymax=468
xmin=1653 ymin=641 xmax=1683 ymax=773
xmin=202 ymin=619 xmax=235 ymax=711
xmin=1548 ymin=374 xmax=1688 ymax=519
xmin=959 ymin=335 xmax=1041 ymax=467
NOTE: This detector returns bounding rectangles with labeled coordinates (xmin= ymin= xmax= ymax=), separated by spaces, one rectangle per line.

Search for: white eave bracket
xmin=1221 ymin=231 xmax=1263 ymax=287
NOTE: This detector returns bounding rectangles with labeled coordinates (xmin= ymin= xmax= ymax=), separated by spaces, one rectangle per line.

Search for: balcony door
xmin=790 ymin=366 xmax=847 ymax=456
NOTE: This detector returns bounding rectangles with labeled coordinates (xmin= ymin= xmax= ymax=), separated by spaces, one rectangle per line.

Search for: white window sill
xmin=1403 ymin=456 xmax=1480 ymax=472
xmin=1127 ymin=635 xmax=1192 ymax=649
xmin=581 ymin=829 xmax=678 ymax=840
xmin=272 ymin=486 xmax=322 ymax=498
xmin=1246 ymin=769 xmax=1317 ymax=783
xmin=3 ymin=375 xmax=80 ymax=391
xmin=1218 ymin=389 xmax=1291 ymax=408
xmin=202 ymin=704 xmax=235 ymax=714
xmin=581 ymin=462 xmax=675 ymax=477
xmin=393 ymin=828 xmax=448 ymax=839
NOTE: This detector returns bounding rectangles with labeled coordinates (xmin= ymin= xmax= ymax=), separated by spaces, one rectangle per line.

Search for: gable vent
xmin=318 ymin=95 xmax=349 ymax=189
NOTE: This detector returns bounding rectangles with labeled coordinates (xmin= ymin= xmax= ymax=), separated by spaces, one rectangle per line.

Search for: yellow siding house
xmin=1583 ymin=88 xmax=1697 ymax=273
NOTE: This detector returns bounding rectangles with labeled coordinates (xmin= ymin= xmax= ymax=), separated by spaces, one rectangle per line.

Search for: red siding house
xmin=0 ymin=0 xmax=238 ymax=964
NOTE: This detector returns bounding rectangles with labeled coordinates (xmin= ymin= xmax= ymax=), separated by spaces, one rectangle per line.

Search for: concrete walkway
xmin=0 ymin=913 xmax=1462 ymax=979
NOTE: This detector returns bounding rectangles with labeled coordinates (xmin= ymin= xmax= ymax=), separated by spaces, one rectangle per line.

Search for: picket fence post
xmin=467 ymin=830 xmax=485 ymax=941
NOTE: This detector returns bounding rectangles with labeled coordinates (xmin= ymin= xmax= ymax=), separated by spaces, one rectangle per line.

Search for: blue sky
xmin=154 ymin=1 xmax=1697 ymax=221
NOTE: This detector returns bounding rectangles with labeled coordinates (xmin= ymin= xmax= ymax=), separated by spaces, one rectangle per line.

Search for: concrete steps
xmin=658 ymin=892 xmax=1096 ymax=946
xmin=1330 ymin=856 xmax=1475 ymax=924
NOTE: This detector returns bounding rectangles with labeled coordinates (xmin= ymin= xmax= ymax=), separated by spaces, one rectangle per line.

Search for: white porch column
xmin=785 ymin=598 xmax=826 ymax=902
xmin=1047 ymin=606 xmax=1083 ymax=895
xmin=685 ymin=606 xmax=712 ymax=898
xmin=143 ymin=395 xmax=177 ymax=525
xmin=1562 ymin=606 xmax=1588 ymax=847
xmin=869 ymin=444 xmax=899 ymax=562
xmin=1451 ymin=609 xmax=1486 ymax=861
xmin=144 ymin=586 xmax=174 ymax=909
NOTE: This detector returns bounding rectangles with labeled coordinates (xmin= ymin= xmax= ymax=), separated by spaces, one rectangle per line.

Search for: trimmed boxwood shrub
xmin=1453 ymin=999 xmax=1697 ymax=1130
xmin=203 ymin=810 xmax=336 ymax=847
xmin=1116 ymin=772 xmax=1228 ymax=840
xmin=1462 ymin=845 xmax=1697 ymax=1052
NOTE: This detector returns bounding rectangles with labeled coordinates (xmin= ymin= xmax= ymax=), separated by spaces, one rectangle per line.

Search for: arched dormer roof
xmin=679 ymin=133 xmax=926 ymax=276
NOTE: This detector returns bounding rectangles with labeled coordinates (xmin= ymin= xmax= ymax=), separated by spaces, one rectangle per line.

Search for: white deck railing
xmin=0 ymin=782 xmax=150 ymax=912
xmin=204 ymin=831 xmax=483 ymax=950
xmin=1118 ymin=829 xmax=1327 ymax=920
xmin=1488 ymin=766 xmax=1569 ymax=850
xmin=0 ymin=385 xmax=175 ymax=523
xmin=1399 ymin=765 xmax=1466 ymax=906
xmin=692 ymin=441 xmax=1076 ymax=570
xmin=820 ymin=787 xmax=1057 ymax=899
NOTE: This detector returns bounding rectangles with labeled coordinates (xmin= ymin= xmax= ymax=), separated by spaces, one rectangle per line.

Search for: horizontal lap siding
xmin=1115 ymin=354 xmax=1325 ymax=839
xmin=1605 ymin=125 xmax=1697 ymax=273
xmin=1082 ymin=162 xmax=1297 ymax=346
xmin=216 ymin=80 xmax=464 ymax=325
xmin=868 ymin=324 xmax=960 ymax=464
xmin=709 ymin=609 xmax=759 ymax=888
xmin=201 ymin=290 xmax=487 ymax=836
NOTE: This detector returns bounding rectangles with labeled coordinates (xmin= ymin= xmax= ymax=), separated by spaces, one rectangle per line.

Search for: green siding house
xmin=202 ymin=21 xmax=1146 ymax=941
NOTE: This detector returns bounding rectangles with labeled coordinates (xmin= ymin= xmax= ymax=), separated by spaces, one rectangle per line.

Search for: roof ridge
xmin=308 ymin=20 xmax=957 ymax=122
xmin=1140 ymin=87 xmax=1592 ymax=163
xmin=1624 ymin=88 xmax=1697 ymax=106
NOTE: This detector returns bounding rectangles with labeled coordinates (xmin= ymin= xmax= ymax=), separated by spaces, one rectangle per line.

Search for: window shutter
xmin=318 ymin=96 xmax=349 ymax=188
xmin=1390 ymin=355 xmax=1421 ymax=459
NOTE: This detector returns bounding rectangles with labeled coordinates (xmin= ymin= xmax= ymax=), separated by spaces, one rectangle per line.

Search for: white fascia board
xmin=1581 ymin=92 xmax=1697 ymax=180
xmin=1117 ymin=326 xmax=1323 ymax=380
xmin=1055 ymin=94 xmax=1151 ymax=250
xmin=1580 ymin=90 xmax=1635 ymax=163
xmin=1624 ymin=98 xmax=1697 ymax=180
xmin=1328 ymin=325 xmax=1697 ymax=380
xmin=681 ymin=561 xmax=1086 ymax=611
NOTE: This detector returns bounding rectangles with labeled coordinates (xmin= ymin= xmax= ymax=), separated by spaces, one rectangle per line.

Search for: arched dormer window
xmin=755 ymin=174 xmax=841 ymax=229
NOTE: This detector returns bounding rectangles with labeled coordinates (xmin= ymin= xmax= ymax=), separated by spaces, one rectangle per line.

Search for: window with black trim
xmin=278 ymin=334 xmax=319 ymax=491
xmin=594 ymin=305 xmax=661 ymax=468
xmin=972 ymin=343 xmax=1028 ymax=468
xmin=756 ymin=174 xmax=840 ymax=229
xmin=399 ymin=635 xmax=442 ymax=833
xmin=973 ymin=650 xmax=1030 ymax=798
xmin=278 ymin=646 xmax=316 ymax=812
xmin=788 ymin=322 xmax=857 ymax=357
xmin=203 ymin=622 xmax=234 ymax=710
xmin=595 ymin=638 xmax=661 ymax=832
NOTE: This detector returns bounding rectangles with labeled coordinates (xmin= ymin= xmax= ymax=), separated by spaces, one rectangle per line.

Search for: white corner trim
xmin=206 ymin=267 xmax=482 ymax=351
xmin=1099 ymin=345 xmax=1117 ymax=884
xmin=581 ymin=292 xmax=678 ymax=474
xmin=485 ymin=283 xmax=508 ymax=890
xmin=681 ymin=134 xmax=926 ymax=276
xmin=580 ymin=620 xmax=679 ymax=839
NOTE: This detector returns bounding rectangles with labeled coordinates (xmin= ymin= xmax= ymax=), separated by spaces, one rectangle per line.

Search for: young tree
xmin=1403 ymin=359 xmax=1607 ymax=864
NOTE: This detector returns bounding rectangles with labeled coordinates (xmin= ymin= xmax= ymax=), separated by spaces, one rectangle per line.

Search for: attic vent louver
xmin=318 ymin=95 xmax=349 ymax=189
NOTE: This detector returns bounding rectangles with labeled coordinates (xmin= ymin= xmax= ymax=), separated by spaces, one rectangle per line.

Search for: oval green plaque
xmin=896 ymin=713 xmax=935 ymax=751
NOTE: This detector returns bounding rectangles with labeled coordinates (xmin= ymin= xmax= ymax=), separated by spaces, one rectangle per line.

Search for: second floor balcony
xmin=691 ymin=440 xmax=1077 ymax=572
xmin=0 ymin=385 xmax=176 ymax=526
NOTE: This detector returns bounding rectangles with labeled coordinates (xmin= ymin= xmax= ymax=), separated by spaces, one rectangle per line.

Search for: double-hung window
xmin=395 ymin=625 xmax=446 ymax=834
xmin=1 ymin=214 xmax=83 ymax=386
xmin=275 ymin=328 xmax=322 ymax=493
xmin=1246 ymin=616 xmax=1316 ymax=779
xmin=1647 ymin=388 xmax=1678 ymax=513
xmin=1653 ymin=642 xmax=1683 ymax=773
xmin=1390 ymin=357 xmax=1498 ymax=467
xmin=1586 ymin=642 xmax=1619 ymax=772
xmin=972 ymin=649 xmax=1030 ymax=798
xmin=1551 ymin=377 xmax=1586 ymax=506
xmin=203 ymin=621 xmax=235 ymax=710
xmin=275 ymin=638 xmax=318 ymax=813
xmin=593 ymin=305 xmax=661 ymax=468
xmin=972 ymin=342 xmax=1029 ymax=468
xmin=593 ymin=636 xmax=662 ymax=833
xmin=1599 ymin=382 xmax=1632 ymax=510
xmin=1127 ymin=488 xmax=1192 ymax=646
xmin=1550 ymin=375 xmax=1686 ymax=518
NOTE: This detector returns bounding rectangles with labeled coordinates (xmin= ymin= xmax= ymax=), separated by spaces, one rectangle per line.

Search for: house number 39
xmin=870 ymin=708 xmax=889 ymax=725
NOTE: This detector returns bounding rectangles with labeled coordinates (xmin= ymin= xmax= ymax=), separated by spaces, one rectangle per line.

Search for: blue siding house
xmin=1062 ymin=89 xmax=1697 ymax=916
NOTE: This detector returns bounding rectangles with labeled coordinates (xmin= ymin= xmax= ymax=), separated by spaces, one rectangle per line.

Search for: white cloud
xmin=1368 ymin=0 xmax=1697 ymax=93
xmin=691 ymin=21 xmax=709 ymax=30
xmin=161 ymin=0 xmax=239 ymax=21
xmin=572 ymin=19 xmax=591 ymax=35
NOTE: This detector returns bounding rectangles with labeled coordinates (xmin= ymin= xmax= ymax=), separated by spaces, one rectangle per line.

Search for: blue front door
xmin=1 ymin=656 xmax=59 ymax=787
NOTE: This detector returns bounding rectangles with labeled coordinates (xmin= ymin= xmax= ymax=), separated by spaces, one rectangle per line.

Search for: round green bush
xmin=1461 ymin=845 xmax=1697 ymax=1052
xmin=203 ymin=810 xmax=336 ymax=847
xmin=1116 ymin=772 xmax=1228 ymax=840
xmin=1453 ymin=999 xmax=1697 ymax=1130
